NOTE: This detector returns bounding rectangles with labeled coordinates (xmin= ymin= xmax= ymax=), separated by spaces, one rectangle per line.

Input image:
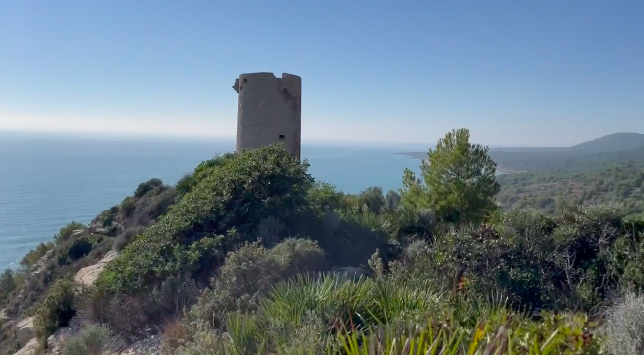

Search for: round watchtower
xmin=232 ymin=72 xmax=302 ymax=160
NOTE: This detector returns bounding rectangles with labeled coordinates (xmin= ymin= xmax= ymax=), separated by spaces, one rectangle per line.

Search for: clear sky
xmin=1 ymin=1 xmax=643 ymax=147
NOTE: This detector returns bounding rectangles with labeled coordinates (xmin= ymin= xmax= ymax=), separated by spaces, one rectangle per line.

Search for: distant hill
xmin=398 ymin=132 xmax=644 ymax=158
xmin=397 ymin=132 xmax=644 ymax=174
xmin=568 ymin=132 xmax=644 ymax=153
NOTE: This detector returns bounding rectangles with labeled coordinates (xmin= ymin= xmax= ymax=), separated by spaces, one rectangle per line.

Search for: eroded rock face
xmin=88 ymin=208 xmax=124 ymax=236
xmin=31 ymin=249 xmax=55 ymax=277
xmin=114 ymin=335 xmax=160 ymax=355
xmin=46 ymin=326 xmax=77 ymax=355
xmin=70 ymin=229 xmax=87 ymax=238
xmin=74 ymin=250 xmax=119 ymax=287
xmin=0 ymin=308 xmax=8 ymax=323
xmin=15 ymin=317 xmax=34 ymax=347
xmin=12 ymin=337 xmax=38 ymax=355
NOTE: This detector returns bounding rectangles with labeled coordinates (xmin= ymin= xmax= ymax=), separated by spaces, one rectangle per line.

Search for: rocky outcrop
xmin=70 ymin=229 xmax=87 ymax=238
xmin=88 ymin=207 xmax=125 ymax=236
xmin=74 ymin=250 xmax=119 ymax=287
xmin=45 ymin=326 xmax=77 ymax=355
xmin=113 ymin=335 xmax=160 ymax=355
xmin=12 ymin=337 xmax=38 ymax=355
xmin=30 ymin=249 xmax=55 ymax=277
xmin=15 ymin=317 xmax=34 ymax=347
xmin=0 ymin=308 xmax=8 ymax=324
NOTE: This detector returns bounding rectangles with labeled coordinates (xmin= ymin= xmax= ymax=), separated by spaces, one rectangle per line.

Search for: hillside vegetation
xmin=1 ymin=128 xmax=644 ymax=355
xmin=497 ymin=163 xmax=644 ymax=215
xmin=489 ymin=147 xmax=644 ymax=174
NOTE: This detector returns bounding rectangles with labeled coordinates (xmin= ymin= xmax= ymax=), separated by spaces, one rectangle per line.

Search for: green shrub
xmin=336 ymin=314 xmax=598 ymax=355
xmin=112 ymin=226 xmax=147 ymax=252
xmin=20 ymin=242 xmax=54 ymax=269
xmin=145 ymin=187 xmax=178 ymax=220
xmin=187 ymin=238 xmax=325 ymax=328
xmin=133 ymin=178 xmax=164 ymax=199
xmin=307 ymin=182 xmax=348 ymax=213
xmin=0 ymin=269 xmax=18 ymax=305
xmin=61 ymin=324 xmax=118 ymax=355
xmin=358 ymin=186 xmax=386 ymax=214
xmin=175 ymin=173 xmax=195 ymax=197
xmin=175 ymin=153 xmax=237 ymax=198
xmin=97 ymin=145 xmax=314 ymax=295
xmin=53 ymin=221 xmax=87 ymax=244
xmin=146 ymin=273 xmax=199 ymax=322
xmin=0 ymin=330 xmax=21 ymax=355
xmin=80 ymin=289 xmax=148 ymax=339
xmin=119 ymin=197 xmax=136 ymax=219
xmin=383 ymin=189 xmax=401 ymax=212
xmin=33 ymin=279 xmax=80 ymax=343
xmin=270 ymin=238 xmax=327 ymax=277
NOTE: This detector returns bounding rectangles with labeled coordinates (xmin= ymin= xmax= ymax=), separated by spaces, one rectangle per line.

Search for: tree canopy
xmin=400 ymin=128 xmax=500 ymax=224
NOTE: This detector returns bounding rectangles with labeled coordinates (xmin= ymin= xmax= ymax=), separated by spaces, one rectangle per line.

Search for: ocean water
xmin=0 ymin=134 xmax=425 ymax=270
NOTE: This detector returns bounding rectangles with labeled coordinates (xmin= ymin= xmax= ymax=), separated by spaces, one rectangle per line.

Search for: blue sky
xmin=1 ymin=0 xmax=643 ymax=147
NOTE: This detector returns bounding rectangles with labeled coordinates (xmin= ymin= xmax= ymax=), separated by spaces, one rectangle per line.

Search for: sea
xmin=0 ymin=133 xmax=427 ymax=270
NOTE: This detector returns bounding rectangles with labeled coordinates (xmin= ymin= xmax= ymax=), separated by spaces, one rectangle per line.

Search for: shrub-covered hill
xmin=497 ymin=163 xmax=644 ymax=215
xmin=2 ymin=134 xmax=644 ymax=355
xmin=97 ymin=145 xmax=392 ymax=296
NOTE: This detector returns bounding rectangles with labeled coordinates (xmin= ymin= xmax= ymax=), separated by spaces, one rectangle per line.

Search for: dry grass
xmin=161 ymin=317 xmax=187 ymax=354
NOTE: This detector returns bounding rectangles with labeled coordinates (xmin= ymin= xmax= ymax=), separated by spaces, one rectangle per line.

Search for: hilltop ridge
xmin=398 ymin=132 xmax=644 ymax=173
xmin=568 ymin=132 xmax=644 ymax=153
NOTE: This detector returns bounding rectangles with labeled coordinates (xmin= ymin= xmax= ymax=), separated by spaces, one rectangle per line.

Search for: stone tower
xmin=232 ymin=72 xmax=302 ymax=160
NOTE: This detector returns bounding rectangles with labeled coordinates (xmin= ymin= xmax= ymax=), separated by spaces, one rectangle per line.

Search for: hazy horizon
xmin=0 ymin=129 xmax=625 ymax=150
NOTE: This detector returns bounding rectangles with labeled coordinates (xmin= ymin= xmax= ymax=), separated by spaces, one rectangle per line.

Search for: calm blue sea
xmin=0 ymin=133 xmax=426 ymax=270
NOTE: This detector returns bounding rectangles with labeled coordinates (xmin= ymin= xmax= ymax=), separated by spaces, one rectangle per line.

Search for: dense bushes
xmin=20 ymin=241 xmax=54 ymax=269
xmin=179 ymin=271 xmax=601 ymax=355
xmin=4 ymin=132 xmax=644 ymax=354
xmin=112 ymin=226 xmax=147 ymax=252
xmin=53 ymin=221 xmax=87 ymax=244
xmin=97 ymin=145 xmax=315 ymax=295
xmin=61 ymin=324 xmax=118 ymax=355
xmin=174 ymin=152 xmax=236 ymax=197
xmin=33 ymin=279 xmax=81 ymax=345
xmin=0 ymin=222 xmax=111 ymax=317
xmin=187 ymin=238 xmax=326 ymax=328
xmin=0 ymin=269 xmax=18 ymax=306
xmin=391 ymin=206 xmax=644 ymax=311
xmin=134 ymin=178 xmax=164 ymax=199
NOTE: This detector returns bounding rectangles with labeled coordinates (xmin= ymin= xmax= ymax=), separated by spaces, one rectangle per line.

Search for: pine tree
xmin=400 ymin=128 xmax=500 ymax=224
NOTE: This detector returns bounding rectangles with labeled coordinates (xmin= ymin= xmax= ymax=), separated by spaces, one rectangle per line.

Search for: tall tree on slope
xmin=400 ymin=128 xmax=500 ymax=224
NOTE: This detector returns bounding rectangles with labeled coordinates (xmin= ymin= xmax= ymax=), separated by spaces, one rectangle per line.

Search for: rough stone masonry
xmin=233 ymin=72 xmax=302 ymax=160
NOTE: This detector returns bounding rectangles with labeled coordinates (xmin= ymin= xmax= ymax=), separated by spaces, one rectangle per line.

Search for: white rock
xmin=116 ymin=335 xmax=161 ymax=355
xmin=46 ymin=326 xmax=78 ymax=355
xmin=15 ymin=317 xmax=35 ymax=347
xmin=0 ymin=308 xmax=8 ymax=323
xmin=74 ymin=250 xmax=119 ymax=287
xmin=70 ymin=229 xmax=87 ymax=238
xmin=12 ymin=337 xmax=39 ymax=355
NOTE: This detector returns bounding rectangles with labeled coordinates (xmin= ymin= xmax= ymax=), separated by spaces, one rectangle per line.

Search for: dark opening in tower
xmin=279 ymin=135 xmax=285 ymax=140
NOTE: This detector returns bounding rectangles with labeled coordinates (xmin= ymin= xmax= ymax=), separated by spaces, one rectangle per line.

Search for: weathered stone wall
xmin=233 ymin=72 xmax=302 ymax=160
